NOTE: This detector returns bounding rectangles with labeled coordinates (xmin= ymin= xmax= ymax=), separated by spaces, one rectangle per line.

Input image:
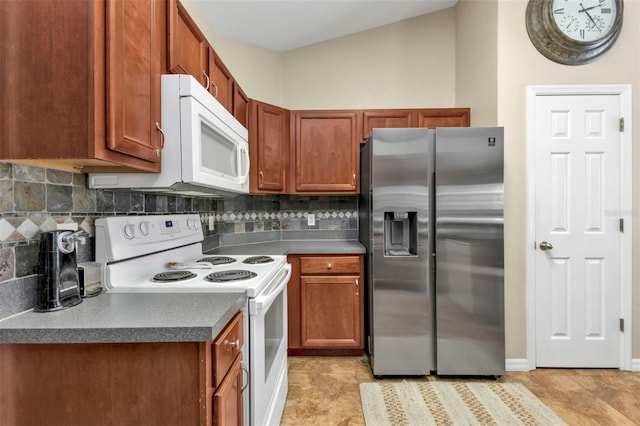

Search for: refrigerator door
xmin=435 ymin=127 xmax=505 ymax=376
xmin=366 ymin=128 xmax=434 ymax=376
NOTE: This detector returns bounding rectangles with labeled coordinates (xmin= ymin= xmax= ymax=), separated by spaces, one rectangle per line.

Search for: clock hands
xmin=579 ymin=3 xmax=602 ymax=31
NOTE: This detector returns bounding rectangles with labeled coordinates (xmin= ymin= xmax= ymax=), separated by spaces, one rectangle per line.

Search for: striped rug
xmin=359 ymin=381 xmax=567 ymax=425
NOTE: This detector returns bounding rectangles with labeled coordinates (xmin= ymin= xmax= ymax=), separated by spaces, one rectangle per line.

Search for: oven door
xmin=248 ymin=263 xmax=291 ymax=426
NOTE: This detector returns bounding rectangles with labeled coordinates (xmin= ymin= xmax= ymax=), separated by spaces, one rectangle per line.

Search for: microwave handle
xmin=239 ymin=146 xmax=250 ymax=185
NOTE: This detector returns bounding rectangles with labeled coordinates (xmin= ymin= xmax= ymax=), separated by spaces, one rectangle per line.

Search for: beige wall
xmin=182 ymin=0 xmax=640 ymax=361
xmin=455 ymin=0 xmax=498 ymax=127
xmin=281 ymin=9 xmax=456 ymax=110
xmin=179 ymin=0 xmax=284 ymax=106
xmin=495 ymin=0 xmax=640 ymax=359
xmin=180 ymin=2 xmax=457 ymax=110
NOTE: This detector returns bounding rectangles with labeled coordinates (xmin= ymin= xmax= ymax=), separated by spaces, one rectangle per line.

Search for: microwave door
xmin=180 ymin=96 xmax=247 ymax=194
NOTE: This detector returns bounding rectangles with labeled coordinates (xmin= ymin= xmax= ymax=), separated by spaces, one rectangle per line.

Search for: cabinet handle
xmin=355 ymin=278 xmax=359 ymax=296
xmin=155 ymin=122 xmax=165 ymax=148
xmin=352 ymin=173 xmax=356 ymax=188
xmin=228 ymin=338 xmax=240 ymax=349
xmin=241 ymin=362 xmax=250 ymax=392
xmin=211 ymin=81 xmax=219 ymax=98
xmin=259 ymin=171 xmax=264 ymax=185
xmin=203 ymin=71 xmax=211 ymax=90
xmin=327 ymin=263 xmax=332 ymax=270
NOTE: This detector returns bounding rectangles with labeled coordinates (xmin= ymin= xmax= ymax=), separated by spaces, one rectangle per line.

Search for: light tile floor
xmin=281 ymin=356 xmax=640 ymax=425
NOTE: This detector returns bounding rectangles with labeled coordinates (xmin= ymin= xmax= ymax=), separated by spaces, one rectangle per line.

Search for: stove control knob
xmin=123 ymin=223 xmax=136 ymax=240
xmin=139 ymin=221 xmax=150 ymax=236
xmin=187 ymin=217 xmax=199 ymax=230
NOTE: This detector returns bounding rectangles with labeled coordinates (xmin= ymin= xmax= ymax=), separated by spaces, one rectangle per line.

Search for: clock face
xmin=526 ymin=0 xmax=623 ymax=65
xmin=552 ymin=0 xmax=618 ymax=42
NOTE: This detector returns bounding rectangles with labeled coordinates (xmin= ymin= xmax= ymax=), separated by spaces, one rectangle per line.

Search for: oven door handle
xmin=249 ymin=264 xmax=292 ymax=315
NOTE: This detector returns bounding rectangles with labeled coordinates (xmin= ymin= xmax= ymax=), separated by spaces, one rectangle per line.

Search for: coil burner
xmin=152 ymin=270 xmax=197 ymax=282
xmin=205 ymin=270 xmax=258 ymax=283
xmin=243 ymin=256 xmax=275 ymax=264
xmin=197 ymin=256 xmax=237 ymax=266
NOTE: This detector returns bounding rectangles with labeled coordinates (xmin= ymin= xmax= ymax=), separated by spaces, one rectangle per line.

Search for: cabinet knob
xmin=327 ymin=263 xmax=332 ymax=270
xmin=228 ymin=338 xmax=240 ymax=349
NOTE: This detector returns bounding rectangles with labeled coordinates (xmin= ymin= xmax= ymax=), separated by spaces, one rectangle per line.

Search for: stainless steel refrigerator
xmin=359 ymin=127 xmax=504 ymax=377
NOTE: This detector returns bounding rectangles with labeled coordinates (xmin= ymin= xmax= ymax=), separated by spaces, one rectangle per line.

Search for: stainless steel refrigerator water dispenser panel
xmin=384 ymin=212 xmax=417 ymax=256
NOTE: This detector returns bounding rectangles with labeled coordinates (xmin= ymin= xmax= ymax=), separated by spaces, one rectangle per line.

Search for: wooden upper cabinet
xmin=249 ymin=100 xmax=289 ymax=193
xmin=233 ymin=82 xmax=249 ymax=128
xmin=167 ymin=0 xmax=207 ymax=87
xmin=106 ymin=0 xmax=163 ymax=164
xmin=208 ymin=47 xmax=234 ymax=112
xmin=0 ymin=0 xmax=164 ymax=172
xmin=416 ymin=108 xmax=471 ymax=129
xmin=291 ymin=110 xmax=361 ymax=194
xmin=361 ymin=108 xmax=471 ymax=142
xmin=362 ymin=110 xmax=414 ymax=141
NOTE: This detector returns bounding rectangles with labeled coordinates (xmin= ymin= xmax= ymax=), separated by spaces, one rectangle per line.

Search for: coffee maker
xmin=35 ymin=230 xmax=85 ymax=312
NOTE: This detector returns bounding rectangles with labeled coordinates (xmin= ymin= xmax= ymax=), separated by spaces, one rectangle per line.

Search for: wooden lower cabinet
xmin=0 ymin=312 xmax=244 ymax=426
xmin=288 ymin=254 xmax=364 ymax=355
xmin=214 ymin=355 xmax=244 ymax=426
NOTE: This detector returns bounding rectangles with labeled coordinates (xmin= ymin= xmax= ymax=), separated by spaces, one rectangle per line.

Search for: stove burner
xmin=205 ymin=270 xmax=258 ymax=283
xmin=197 ymin=256 xmax=237 ymax=266
xmin=152 ymin=270 xmax=197 ymax=282
xmin=243 ymin=255 xmax=275 ymax=264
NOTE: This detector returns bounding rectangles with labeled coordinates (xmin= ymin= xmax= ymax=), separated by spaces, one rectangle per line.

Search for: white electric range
xmin=95 ymin=214 xmax=290 ymax=426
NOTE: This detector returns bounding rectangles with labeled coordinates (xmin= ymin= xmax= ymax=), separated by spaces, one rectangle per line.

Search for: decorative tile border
xmin=0 ymin=161 xmax=361 ymax=316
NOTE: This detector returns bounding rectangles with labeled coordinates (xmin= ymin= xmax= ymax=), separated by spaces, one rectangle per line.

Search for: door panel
xmin=534 ymin=94 xmax=621 ymax=367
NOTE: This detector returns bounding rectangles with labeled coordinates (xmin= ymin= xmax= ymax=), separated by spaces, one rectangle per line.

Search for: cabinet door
xmin=167 ymin=0 xmax=207 ymax=87
xmin=292 ymin=111 xmax=360 ymax=193
xmin=416 ymin=108 xmax=470 ymax=128
xmin=232 ymin=82 xmax=249 ymax=128
xmin=208 ymin=47 xmax=233 ymax=112
xmin=213 ymin=355 xmax=244 ymax=426
xmin=249 ymin=100 xmax=289 ymax=193
xmin=106 ymin=0 xmax=163 ymax=165
xmin=300 ymin=276 xmax=362 ymax=348
xmin=362 ymin=110 xmax=415 ymax=141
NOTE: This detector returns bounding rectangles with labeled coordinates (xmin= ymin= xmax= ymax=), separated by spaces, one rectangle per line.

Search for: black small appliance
xmin=35 ymin=230 xmax=84 ymax=312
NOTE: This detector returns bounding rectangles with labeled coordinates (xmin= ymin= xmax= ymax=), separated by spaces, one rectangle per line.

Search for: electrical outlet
xmin=307 ymin=213 xmax=315 ymax=226
xmin=208 ymin=216 xmax=215 ymax=231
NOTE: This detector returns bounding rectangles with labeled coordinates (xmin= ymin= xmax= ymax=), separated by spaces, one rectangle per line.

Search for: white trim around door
xmin=526 ymin=85 xmax=633 ymax=371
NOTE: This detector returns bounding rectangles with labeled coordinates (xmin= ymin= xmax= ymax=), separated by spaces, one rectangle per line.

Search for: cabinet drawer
xmin=213 ymin=311 xmax=243 ymax=388
xmin=300 ymin=256 xmax=360 ymax=274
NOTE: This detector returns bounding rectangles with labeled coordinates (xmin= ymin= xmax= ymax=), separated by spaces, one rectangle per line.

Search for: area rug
xmin=359 ymin=381 xmax=567 ymax=425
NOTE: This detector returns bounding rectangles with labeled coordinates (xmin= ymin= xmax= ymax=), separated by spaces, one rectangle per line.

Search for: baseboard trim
xmin=506 ymin=358 xmax=534 ymax=372
xmin=507 ymin=358 xmax=640 ymax=372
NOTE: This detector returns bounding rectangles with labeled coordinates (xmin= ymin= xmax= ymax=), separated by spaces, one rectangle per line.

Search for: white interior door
xmin=534 ymin=93 xmax=622 ymax=367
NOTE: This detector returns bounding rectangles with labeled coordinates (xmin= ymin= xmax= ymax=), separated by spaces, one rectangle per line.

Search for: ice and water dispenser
xmin=383 ymin=212 xmax=417 ymax=256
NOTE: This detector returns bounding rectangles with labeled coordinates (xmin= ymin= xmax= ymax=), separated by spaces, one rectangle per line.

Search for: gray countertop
xmin=205 ymin=240 xmax=365 ymax=256
xmin=0 ymin=240 xmax=364 ymax=345
xmin=0 ymin=292 xmax=246 ymax=344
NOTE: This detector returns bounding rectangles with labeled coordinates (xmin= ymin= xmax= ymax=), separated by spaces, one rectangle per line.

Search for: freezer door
xmin=435 ymin=127 xmax=505 ymax=376
xmin=369 ymin=128 xmax=434 ymax=376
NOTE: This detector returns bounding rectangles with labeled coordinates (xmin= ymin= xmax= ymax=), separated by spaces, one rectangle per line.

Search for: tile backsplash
xmin=0 ymin=162 xmax=358 ymax=318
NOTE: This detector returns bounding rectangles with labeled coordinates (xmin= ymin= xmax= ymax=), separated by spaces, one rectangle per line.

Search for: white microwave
xmin=89 ymin=74 xmax=250 ymax=197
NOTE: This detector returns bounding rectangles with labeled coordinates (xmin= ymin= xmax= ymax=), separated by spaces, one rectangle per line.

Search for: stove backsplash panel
xmin=0 ymin=162 xmax=358 ymax=319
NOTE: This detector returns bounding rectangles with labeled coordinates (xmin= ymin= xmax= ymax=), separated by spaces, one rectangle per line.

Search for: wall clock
xmin=525 ymin=0 xmax=623 ymax=65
